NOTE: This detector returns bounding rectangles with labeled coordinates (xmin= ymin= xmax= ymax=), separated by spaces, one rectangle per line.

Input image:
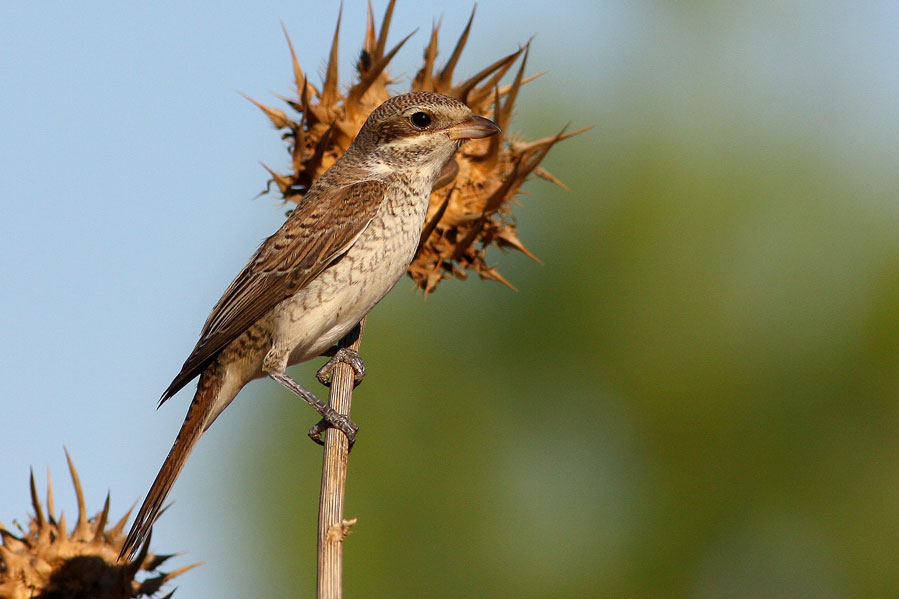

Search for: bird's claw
xmin=308 ymin=412 xmax=358 ymax=449
xmin=317 ymin=348 xmax=366 ymax=387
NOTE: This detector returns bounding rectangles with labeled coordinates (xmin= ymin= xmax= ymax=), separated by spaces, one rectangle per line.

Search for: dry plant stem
xmin=317 ymin=317 xmax=365 ymax=599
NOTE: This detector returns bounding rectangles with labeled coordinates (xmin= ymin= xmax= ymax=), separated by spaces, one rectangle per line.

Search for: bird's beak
xmin=448 ymin=115 xmax=501 ymax=140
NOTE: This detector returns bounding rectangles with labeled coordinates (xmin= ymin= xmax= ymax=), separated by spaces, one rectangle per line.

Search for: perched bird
xmin=119 ymin=91 xmax=500 ymax=560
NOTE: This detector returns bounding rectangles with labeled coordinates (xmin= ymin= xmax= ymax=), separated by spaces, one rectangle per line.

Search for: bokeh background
xmin=2 ymin=1 xmax=898 ymax=597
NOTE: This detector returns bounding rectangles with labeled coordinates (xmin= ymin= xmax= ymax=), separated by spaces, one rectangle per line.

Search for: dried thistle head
xmin=0 ymin=452 xmax=197 ymax=599
xmin=250 ymin=1 xmax=586 ymax=293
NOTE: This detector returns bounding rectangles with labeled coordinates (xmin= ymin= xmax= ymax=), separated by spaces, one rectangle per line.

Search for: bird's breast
xmin=274 ymin=182 xmax=431 ymax=364
xmin=343 ymin=179 xmax=431 ymax=286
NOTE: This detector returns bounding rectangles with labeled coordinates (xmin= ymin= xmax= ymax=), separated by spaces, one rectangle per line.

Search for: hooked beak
xmin=447 ymin=115 xmax=501 ymax=140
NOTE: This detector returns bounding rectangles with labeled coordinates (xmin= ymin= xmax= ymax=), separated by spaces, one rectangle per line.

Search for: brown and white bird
xmin=119 ymin=91 xmax=500 ymax=560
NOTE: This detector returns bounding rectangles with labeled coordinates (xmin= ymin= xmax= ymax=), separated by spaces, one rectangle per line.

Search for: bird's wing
xmin=159 ymin=178 xmax=387 ymax=404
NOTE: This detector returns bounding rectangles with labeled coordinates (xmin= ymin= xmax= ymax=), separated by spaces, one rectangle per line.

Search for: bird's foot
xmin=308 ymin=415 xmax=358 ymax=448
xmin=269 ymin=372 xmax=358 ymax=447
xmin=316 ymin=348 xmax=366 ymax=387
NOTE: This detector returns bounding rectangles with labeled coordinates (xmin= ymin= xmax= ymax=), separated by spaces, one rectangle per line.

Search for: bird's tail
xmin=118 ymin=361 xmax=225 ymax=562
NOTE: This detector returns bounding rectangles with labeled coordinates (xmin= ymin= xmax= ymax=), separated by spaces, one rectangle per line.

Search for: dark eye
xmin=410 ymin=111 xmax=431 ymax=128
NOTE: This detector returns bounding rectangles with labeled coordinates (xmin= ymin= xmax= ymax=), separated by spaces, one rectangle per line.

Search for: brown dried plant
xmin=0 ymin=452 xmax=196 ymax=599
xmin=248 ymin=1 xmax=586 ymax=293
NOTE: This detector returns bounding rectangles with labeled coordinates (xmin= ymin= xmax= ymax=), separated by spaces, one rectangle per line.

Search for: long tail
xmin=118 ymin=362 xmax=225 ymax=561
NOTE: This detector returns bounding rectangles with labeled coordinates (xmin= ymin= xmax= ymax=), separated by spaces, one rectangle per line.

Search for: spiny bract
xmin=0 ymin=452 xmax=196 ymax=599
xmin=249 ymin=1 xmax=587 ymax=294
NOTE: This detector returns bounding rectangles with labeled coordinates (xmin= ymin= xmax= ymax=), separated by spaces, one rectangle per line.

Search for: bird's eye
xmin=410 ymin=111 xmax=432 ymax=128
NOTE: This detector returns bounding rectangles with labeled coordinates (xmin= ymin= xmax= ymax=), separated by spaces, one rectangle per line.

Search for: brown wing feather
xmin=159 ymin=179 xmax=387 ymax=403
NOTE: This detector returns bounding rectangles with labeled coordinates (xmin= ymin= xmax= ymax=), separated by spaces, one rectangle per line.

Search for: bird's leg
xmin=264 ymin=349 xmax=357 ymax=446
xmin=308 ymin=323 xmax=365 ymax=446
xmin=316 ymin=347 xmax=366 ymax=387
xmin=269 ymin=372 xmax=358 ymax=446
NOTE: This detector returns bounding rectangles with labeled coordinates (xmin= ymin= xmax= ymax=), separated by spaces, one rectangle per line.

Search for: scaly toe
xmin=307 ymin=414 xmax=358 ymax=449
xmin=316 ymin=348 xmax=366 ymax=387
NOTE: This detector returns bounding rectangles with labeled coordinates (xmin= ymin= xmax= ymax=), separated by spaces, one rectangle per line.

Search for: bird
xmin=118 ymin=91 xmax=500 ymax=560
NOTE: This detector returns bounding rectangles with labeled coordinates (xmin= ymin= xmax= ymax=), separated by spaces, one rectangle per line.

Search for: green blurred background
xmin=226 ymin=3 xmax=899 ymax=598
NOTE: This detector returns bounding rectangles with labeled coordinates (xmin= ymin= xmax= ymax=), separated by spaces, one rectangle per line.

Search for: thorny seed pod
xmin=0 ymin=451 xmax=197 ymax=599
xmin=249 ymin=1 xmax=587 ymax=293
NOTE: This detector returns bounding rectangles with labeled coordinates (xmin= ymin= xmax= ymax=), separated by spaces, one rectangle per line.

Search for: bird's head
xmin=348 ymin=92 xmax=500 ymax=176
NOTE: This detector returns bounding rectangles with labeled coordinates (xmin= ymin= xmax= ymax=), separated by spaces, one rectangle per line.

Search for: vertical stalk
xmin=317 ymin=317 xmax=365 ymax=599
